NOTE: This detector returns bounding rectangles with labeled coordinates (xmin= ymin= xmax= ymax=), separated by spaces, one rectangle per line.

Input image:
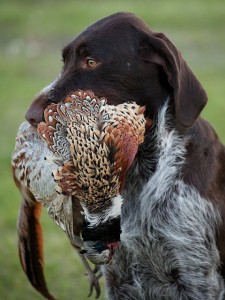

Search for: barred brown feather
xmin=37 ymin=90 xmax=148 ymax=215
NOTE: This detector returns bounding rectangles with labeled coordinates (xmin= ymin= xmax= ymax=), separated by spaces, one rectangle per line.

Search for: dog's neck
xmin=123 ymin=103 xmax=187 ymax=198
xmin=124 ymin=102 xmax=225 ymax=199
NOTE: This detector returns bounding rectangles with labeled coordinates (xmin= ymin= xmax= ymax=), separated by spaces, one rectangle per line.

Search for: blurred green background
xmin=0 ymin=0 xmax=225 ymax=299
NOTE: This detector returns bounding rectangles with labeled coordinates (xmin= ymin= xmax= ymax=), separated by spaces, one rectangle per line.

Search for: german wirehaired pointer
xmin=26 ymin=12 xmax=225 ymax=299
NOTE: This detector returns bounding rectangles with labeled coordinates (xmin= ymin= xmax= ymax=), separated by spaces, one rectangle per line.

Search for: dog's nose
xmin=25 ymin=93 xmax=48 ymax=127
xmin=25 ymin=104 xmax=44 ymax=127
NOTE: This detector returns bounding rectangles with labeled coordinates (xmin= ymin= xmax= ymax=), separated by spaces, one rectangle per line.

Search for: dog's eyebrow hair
xmin=77 ymin=45 xmax=89 ymax=56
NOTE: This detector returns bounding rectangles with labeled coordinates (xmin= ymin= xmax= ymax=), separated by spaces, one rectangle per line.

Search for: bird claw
xmin=85 ymin=265 xmax=102 ymax=298
xmin=87 ymin=272 xmax=101 ymax=298
xmin=93 ymin=265 xmax=102 ymax=279
xmin=76 ymin=247 xmax=102 ymax=298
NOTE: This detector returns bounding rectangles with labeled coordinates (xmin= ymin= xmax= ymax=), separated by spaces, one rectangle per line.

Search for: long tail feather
xmin=18 ymin=199 xmax=57 ymax=300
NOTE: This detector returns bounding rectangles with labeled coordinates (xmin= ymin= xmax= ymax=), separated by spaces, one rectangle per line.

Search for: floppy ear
xmin=140 ymin=31 xmax=208 ymax=127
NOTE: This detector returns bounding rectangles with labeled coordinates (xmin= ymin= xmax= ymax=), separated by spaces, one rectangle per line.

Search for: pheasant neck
xmin=81 ymin=194 xmax=123 ymax=228
xmin=81 ymin=195 xmax=123 ymax=243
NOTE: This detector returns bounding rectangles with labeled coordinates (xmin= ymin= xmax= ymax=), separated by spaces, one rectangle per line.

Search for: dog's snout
xmin=25 ymin=94 xmax=48 ymax=127
xmin=25 ymin=105 xmax=43 ymax=127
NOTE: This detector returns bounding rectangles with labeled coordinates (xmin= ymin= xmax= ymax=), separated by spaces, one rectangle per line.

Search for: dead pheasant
xmin=12 ymin=122 xmax=87 ymax=300
xmin=12 ymin=90 xmax=149 ymax=299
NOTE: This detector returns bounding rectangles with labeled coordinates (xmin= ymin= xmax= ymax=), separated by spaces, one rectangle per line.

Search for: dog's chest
xmin=121 ymin=158 xmax=222 ymax=299
xmin=121 ymin=106 xmax=221 ymax=287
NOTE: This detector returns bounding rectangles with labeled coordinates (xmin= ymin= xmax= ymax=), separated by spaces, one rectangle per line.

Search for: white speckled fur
xmin=103 ymin=104 xmax=225 ymax=300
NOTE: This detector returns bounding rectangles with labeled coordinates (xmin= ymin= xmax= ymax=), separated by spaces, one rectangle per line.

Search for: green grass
xmin=0 ymin=0 xmax=225 ymax=299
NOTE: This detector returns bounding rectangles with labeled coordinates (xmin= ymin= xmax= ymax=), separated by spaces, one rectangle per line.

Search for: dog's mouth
xmin=106 ymin=241 xmax=119 ymax=260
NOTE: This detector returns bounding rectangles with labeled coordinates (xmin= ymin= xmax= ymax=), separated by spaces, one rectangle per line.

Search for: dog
xmin=26 ymin=12 xmax=225 ymax=299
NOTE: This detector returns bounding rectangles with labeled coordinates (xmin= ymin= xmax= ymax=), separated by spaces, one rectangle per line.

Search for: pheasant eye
xmin=86 ymin=58 xmax=98 ymax=68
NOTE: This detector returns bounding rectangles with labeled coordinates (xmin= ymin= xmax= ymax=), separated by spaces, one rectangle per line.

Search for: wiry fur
xmin=103 ymin=104 xmax=225 ymax=300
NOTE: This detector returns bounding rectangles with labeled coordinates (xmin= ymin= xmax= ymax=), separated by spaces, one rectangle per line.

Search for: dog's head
xmin=26 ymin=12 xmax=207 ymax=129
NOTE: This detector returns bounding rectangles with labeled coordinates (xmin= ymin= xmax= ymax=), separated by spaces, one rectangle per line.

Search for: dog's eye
xmin=86 ymin=57 xmax=98 ymax=68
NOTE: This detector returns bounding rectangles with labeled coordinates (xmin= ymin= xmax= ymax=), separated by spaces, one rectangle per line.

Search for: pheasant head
xmin=37 ymin=90 xmax=150 ymax=264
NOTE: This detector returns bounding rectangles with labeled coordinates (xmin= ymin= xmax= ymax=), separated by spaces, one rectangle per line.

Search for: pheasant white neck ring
xmin=82 ymin=194 xmax=123 ymax=228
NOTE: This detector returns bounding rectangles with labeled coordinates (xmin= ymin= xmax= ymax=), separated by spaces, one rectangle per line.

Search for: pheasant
xmin=12 ymin=90 xmax=149 ymax=300
xmin=12 ymin=122 xmax=86 ymax=300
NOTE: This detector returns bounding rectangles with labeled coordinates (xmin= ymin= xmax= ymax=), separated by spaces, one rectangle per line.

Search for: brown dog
xmin=25 ymin=12 xmax=225 ymax=299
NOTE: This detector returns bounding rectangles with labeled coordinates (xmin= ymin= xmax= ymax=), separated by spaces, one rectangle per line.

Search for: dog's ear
xmin=139 ymin=32 xmax=207 ymax=127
